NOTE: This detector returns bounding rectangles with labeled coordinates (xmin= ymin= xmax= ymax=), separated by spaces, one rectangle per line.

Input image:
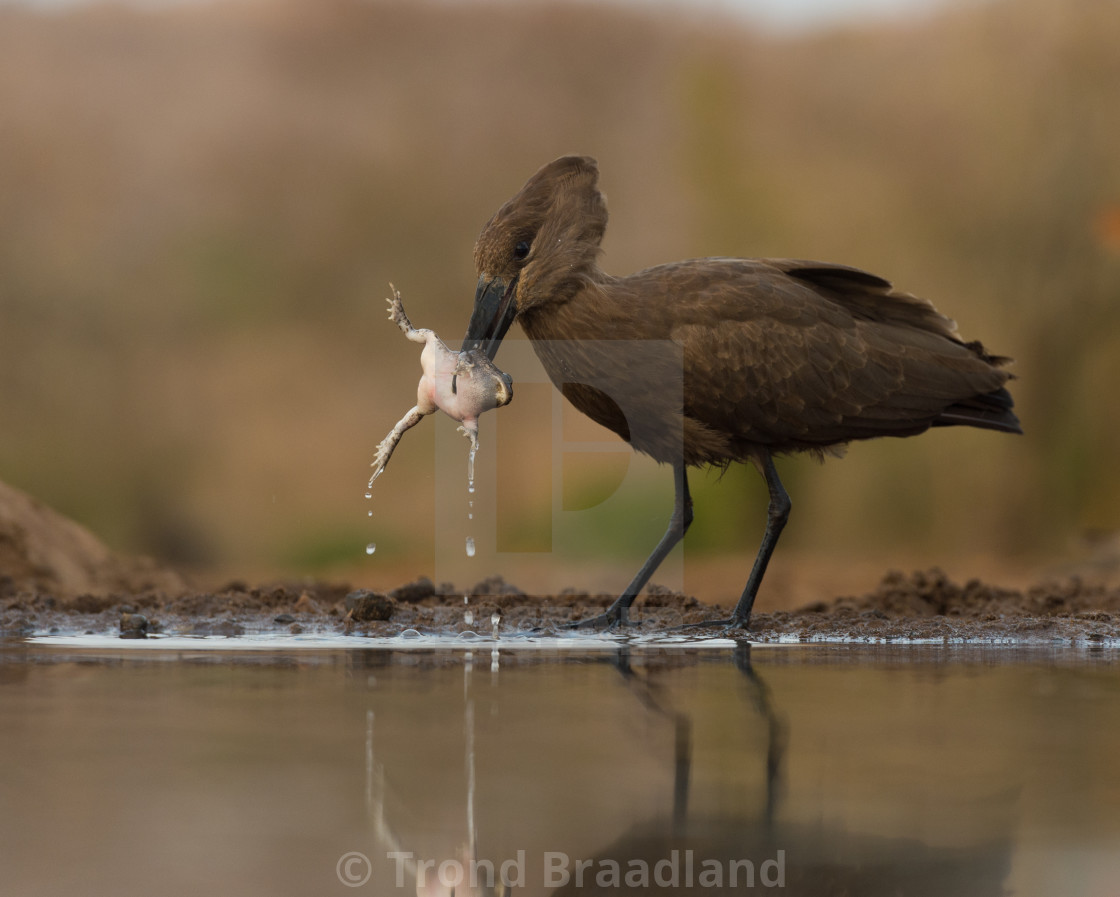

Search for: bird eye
xmin=513 ymin=240 xmax=531 ymax=261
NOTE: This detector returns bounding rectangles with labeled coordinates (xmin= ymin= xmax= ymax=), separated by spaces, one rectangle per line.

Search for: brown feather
xmin=473 ymin=157 xmax=1021 ymax=471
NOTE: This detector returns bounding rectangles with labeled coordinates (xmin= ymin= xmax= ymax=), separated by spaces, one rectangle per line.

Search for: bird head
xmin=463 ymin=155 xmax=607 ymax=360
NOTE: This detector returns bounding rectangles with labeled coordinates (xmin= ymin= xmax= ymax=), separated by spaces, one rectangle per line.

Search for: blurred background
xmin=1 ymin=0 xmax=1118 ymax=602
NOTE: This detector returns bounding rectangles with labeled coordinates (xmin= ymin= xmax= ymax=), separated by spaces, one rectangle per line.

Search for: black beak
xmin=462 ymin=275 xmax=518 ymax=361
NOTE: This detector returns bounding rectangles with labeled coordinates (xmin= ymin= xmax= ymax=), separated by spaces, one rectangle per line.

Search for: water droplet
xmin=367 ymin=510 xmax=373 ymax=517
xmin=364 ymin=491 xmax=372 ymax=500
xmin=468 ymin=484 xmax=476 ymax=495
xmin=465 ymin=536 xmax=476 ymax=558
xmin=490 ymin=612 xmax=500 ymax=639
xmin=464 ymin=610 xmax=474 ymax=626
xmin=365 ymin=543 xmax=376 ymax=555
xmin=468 ymin=513 xmax=473 ymax=520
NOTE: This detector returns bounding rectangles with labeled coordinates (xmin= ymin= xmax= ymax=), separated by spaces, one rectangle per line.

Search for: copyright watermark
xmin=336 ymin=851 xmax=372 ymax=888
xmin=354 ymin=848 xmax=786 ymax=890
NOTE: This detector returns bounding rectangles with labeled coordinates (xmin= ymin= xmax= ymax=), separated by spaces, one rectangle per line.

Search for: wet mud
xmin=3 ymin=478 xmax=1118 ymax=644
xmin=3 ymin=569 xmax=1118 ymax=645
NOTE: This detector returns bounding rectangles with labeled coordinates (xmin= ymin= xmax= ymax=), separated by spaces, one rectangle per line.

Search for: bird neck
xmin=520 ymin=272 xmax=615 ymax=343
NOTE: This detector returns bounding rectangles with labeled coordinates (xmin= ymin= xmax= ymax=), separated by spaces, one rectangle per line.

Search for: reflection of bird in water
xmin=550 ymin=643 xmax=1011 ymax=896
xmin=462 ymin=156 xmax=1022 ymax=628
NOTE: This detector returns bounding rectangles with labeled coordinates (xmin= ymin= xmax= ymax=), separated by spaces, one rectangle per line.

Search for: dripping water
xmin=465 ymin=439 xmax=477 ymax=561
xmin=364 ymin=488 xmax=375 ymax=550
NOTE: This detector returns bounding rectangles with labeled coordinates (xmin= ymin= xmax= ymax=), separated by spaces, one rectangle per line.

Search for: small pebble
xmin=119 ymin=612 xmax=149 ymax=640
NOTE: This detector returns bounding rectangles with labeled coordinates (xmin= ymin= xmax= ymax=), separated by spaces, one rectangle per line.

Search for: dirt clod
xmin=467 ymin=575 xmax=525 ymax=598
xmin=344 ymin=590 xmax=395 ymax=622
xmin=389 ymin=577 xmax=437 ymax=603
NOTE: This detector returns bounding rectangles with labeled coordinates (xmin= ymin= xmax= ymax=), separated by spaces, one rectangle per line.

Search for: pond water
xmin=1 ymin=641 xmax=1117 ymax=897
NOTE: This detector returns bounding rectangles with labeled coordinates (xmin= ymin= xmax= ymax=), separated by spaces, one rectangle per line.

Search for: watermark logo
xmin=370 ymin=848 xmax=785 ymax=890
xmin=387 ymin=850 xmax=525 ymax=891
xmin=434 ymin=339 xmax=686 ymax=598
xmin=336 ymin=851 xmax=373 ymax=888
xmin=544 ymin=849 xmax=785 ymax=889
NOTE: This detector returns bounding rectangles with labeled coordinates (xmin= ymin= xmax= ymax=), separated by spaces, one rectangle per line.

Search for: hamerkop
xmin=463 ymin=156 xmax=1021 ymax=628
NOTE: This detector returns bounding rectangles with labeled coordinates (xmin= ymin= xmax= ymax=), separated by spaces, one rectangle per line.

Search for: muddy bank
xmin=3 ymin=569 xmax=1119 ymax=645
xmin=3 ymin=478 xmax=1118 ymax=644
xmin=0 ymin=479 xmax=185 ymax=598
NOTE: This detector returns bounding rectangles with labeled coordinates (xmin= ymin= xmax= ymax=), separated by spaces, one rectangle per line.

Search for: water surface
xmin=1 ymin=642 xmax=1117 ymax=896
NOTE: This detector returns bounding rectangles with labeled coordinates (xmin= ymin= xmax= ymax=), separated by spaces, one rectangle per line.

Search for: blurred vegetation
xmin=0 ymin=0 xmax=1118 ymax=586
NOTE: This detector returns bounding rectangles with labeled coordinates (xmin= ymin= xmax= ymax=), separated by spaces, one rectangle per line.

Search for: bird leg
xmin=568 ymin=461 xmax=693 ymax=629
xmin=677 ymin=450 xmax=790 ymax=633
xmin=730 ymin=450 xmax=790 ymax=628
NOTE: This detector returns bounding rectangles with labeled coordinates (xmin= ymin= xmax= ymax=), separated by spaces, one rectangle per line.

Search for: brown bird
xmin=462 ymin=156 xmax=1021 ymax=629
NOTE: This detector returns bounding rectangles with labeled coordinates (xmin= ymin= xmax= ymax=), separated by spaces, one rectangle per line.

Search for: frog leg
xmin=369 ymin=405 xmax=429 ymax=484
xmin=386 ymin=284 xmax=433 ymax=345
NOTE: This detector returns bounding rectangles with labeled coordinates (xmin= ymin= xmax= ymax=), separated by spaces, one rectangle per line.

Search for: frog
xmin=370 ymin=286 xmax=513 ymax=483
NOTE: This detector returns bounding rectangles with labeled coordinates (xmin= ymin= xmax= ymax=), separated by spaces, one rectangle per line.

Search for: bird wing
xmin=650 ymin=259 xmax=1008 ymax=450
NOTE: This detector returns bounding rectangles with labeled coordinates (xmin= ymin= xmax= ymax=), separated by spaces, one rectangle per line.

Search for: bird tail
xmin=933 ymin=386 xmax=1022 ymax=434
